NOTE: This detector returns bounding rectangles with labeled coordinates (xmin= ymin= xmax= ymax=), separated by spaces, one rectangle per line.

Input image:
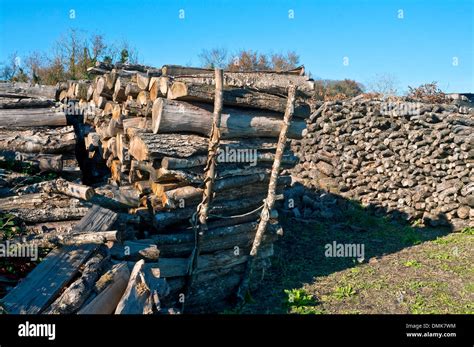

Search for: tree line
xmin=1 ymin=29 xmax=138 ymax=85
xmin=6 ymin=29 xmax=443 ymax=101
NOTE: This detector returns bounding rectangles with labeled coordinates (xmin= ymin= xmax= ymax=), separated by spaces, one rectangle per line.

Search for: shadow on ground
xmin=235 ymin=183 xmax=466 ymax=314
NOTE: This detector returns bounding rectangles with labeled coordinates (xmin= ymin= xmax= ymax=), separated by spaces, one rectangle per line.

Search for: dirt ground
xmin=234 ymin=204 xmax=473 ymax=314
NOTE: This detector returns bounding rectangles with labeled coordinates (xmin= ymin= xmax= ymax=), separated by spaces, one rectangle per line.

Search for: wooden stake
xmin=184 ymin=68 xmax=223 ymax=307
xmin=237 ymin=85 xmax=297 ymax=301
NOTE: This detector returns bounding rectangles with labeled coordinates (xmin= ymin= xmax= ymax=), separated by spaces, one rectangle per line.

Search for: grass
xmin=284 ymin=288 xmax=323 ymax=314
xmin=333 ymin=285 xmax=356 ymax=300
xmin=403 ymin=260 xmax=422 ymax=268
xmin=237 ymin=196 xmax=472 ymax=314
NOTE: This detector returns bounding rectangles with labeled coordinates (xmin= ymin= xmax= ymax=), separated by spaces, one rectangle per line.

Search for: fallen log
xmin=0 ymin=151 xmax=64 ymax=172
xmin=110 ymin=241 xmax=160 ymax=261
xmin=147 ymin=243 xmax=274 ymax=278
xmin=129 ymin=131 xmax=209 ymax=161
xmin=171 ymin=71 xmax=315 ymax=97
xmin=0 ymin=82 xmax=58 ymax=99
xmin=0 ymin=107 xmax=67 ymax=127
xmin=168 ymin=82 xmax=311 ymax=117
xmin=152 ymin=99 xmax=306 ymax=139
xmin=77 ymin=262 xmax=130 ymax=314
xmin=0 ymin=126 xmax=75 ymax=153
xmin=162 ymin=64 xmax=305 ymax=77
xmin=161 ymin=152 xmax=298 ymax=169
xmin=151 ymin=222 xmax=280 ymax=258
xmin=45 ymin=251 xmax=108 ymax=314
xmin=15 ymin=178 xmax=95 ymax=200
xmin=0 ymin=193 xmax=90 ymax=223
xmin=114 ymin=260 xmax=154 ymax=314
xmin=0 ymin=98 xmax=55 ymax=109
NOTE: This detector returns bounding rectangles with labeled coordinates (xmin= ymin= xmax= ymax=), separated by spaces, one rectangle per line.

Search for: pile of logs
xmin=291 ymin=97 xmax=474 ymax=231
xmin=0 ymin=82 xmax=87 ymax=223
xmin=0 ymin=62 xmax=315 ymax=313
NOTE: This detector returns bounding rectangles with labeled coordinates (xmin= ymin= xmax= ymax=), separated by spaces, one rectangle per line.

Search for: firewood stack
xmin=68 ymin=62 xmax=315 ymax=312
xmin=1 ymin=63 xmax=315 ymax=314
xmin=290 ymin=97 xmax=474 ymax=231
xmin=0 ymin=82 xmax=89 ymax=233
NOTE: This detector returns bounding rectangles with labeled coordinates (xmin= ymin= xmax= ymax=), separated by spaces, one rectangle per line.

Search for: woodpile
xmin=291 ymin=97 xmax=474 ymax=230
xmin=0 ymin=82 xmax=92 ymax=233
xmin=0 ymin=62 xmax=314 ymax=313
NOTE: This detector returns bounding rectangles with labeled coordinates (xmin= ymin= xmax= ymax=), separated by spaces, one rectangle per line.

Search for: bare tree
xmin=198 ymin=48 xmax=228 ymax=68
xmin=0 ymin=52 xmax=19 ymax=81
xmin=271 ymin=51 xmax=300 ymax=71
xmin=198 ymin=48 xmax=301 ymax=72
xmin=367 ymin=73 xmax=399 ymax=96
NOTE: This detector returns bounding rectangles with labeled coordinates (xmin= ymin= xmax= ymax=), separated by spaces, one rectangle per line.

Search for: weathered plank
xmin=0 ymin=244 xmax=98 ymax=314
xmin=71 ymin=205 xmax=119 ymax=233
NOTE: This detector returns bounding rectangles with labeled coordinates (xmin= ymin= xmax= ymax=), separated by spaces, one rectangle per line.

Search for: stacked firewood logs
xmin=291 ymin=96 xmax=474 ymax=231
xmin=0 ymin=82 xmax=88 ymax=233
xmin=24 ymin=61 xmax=314 ymax=312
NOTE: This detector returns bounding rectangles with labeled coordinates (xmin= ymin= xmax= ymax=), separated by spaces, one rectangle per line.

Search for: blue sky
xmin=0 ymin=0 xmax=472 ymax=92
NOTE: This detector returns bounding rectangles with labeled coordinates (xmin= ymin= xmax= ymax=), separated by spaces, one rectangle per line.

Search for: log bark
xmin=0 ymin=151 xmax=64 ymax=172
xmin=0 ymin=126 xmax=75 ymax=154
xmin=45 ymin=252 xmax=108 ymax=314
xmin=161 ymin=151 xmax=298 ymax=169
xmin=0 ymin=193 xmax=89 ymax=223
xmin=161 ymin=65 xmax=214 ymax=76
xmin=0 ymin=98 xmax=55 ymax=109
xmin=153 ymin=196 xmax=272 ymax=230
xmin=0 ymin=107 xmax=67 ymax=127
xmin=168 ymin=82 xmax=311 ymax=117
xmin=15 ymin=178 xmax=95 ymax=200
xmin=110 ymin=241 xmax=160 ymax=261
xmin=151 ymin=222 xmax=280 ymax=257
xmin=162 ymin=64 xmax=305 ymax=77
xmin=114 ymin=260 xmax=153 ymax=314
xmin=148 ymin=243 xmax=274 ymax=278
xmin=0 ymin=82 xmax=58 ymax=99
xmin=77 ymin=262 xmax=130 ymax=314
xmin=152 ymin=98 xmax=306 ymax=139
xmin=172 ymin=71 xmax=314 ymax=97
xmin=129 ymin=131 xmax=209 ymax=161
xmin=238 ymin=85 xmax=296 ymax=301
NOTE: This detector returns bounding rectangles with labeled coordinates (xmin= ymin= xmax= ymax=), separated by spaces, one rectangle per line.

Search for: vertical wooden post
xmin=198 ymin=68 xmax=224 ymax=226
xmin=183 ymin=68 xmax=224 ymax=308
xmin=237 ymin=85 xmax=297 ymax=301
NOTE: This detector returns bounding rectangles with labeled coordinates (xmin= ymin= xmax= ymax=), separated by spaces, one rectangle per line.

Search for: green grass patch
xmin=403 ymin=260 xmax=422 ymax=268
xmin=333 ymin=285 xmax=357 ymax=300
